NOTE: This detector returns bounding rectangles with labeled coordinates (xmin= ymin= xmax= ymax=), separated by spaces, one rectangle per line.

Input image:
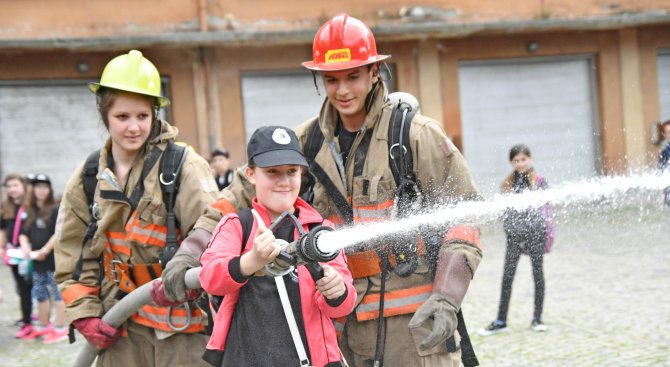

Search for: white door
xmin=458 ymin=56 xmax=601 ymax=197
xmin=0 ymin=82 xmax=107 ymax=196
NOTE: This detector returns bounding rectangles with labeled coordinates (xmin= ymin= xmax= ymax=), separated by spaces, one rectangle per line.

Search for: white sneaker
xmin=478 ymin=321 xmax=510 ymax=336
xmin=530 ymin=320 xmax=548 ymax=332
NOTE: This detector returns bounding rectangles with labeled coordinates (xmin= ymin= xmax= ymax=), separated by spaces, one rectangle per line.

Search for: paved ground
xmin=0 ymin=196 xmax=668 ymax=366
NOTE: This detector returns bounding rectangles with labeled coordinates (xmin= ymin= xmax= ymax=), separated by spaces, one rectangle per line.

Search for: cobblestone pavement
xmin=0 ymin=201 xmax=668 ymax=366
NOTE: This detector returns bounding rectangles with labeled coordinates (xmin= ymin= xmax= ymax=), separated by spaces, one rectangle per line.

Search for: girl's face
xmin=322 ymin=65 xmax=378 ymax=125
xmin=663 ymin=124 xmax=670 ymax=143
xmin=246 ymin=165 xmax=302 ymax=220
xmin=107 ymin=93 xmax=154 ymax=155
xmin=511 ymin=153 xmax=533 ymax=174
xmin=33 ymin=183 xmax=51 ymax=203
xmin=5 ymin=178 xmax=25 ymax=202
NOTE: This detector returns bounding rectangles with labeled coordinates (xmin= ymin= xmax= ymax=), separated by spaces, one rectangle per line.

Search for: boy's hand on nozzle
xmin=316 ymin=264 xmax=345 ymax=300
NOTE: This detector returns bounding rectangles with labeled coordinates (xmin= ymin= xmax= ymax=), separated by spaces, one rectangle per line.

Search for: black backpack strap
xmin=387 ymin=99 xmax=417 ymax=189
xmin=158 ymin=141 xmax=188 ymax=268
xmin=73 ymin=150 xmax=101 ymax=282
xmin=303 ymin=119 xmax=354 ymax=224
xmin=238 ymin=208 xmax=254 ymax=254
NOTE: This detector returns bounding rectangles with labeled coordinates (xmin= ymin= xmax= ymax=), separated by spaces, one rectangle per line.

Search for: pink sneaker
xmin=42 ymin=328 xmax=68 ymax=344
xmin=19 ymin=324 xmax=52 ymax=341
xmin=15 ymin=324 xmax=33 ymax=339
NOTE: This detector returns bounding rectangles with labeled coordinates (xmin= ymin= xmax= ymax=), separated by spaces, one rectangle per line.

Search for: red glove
xmin=72 ymin=317 xmax=121 ymax=350
xmin=150 ymin=278 xmax=199 ymax=307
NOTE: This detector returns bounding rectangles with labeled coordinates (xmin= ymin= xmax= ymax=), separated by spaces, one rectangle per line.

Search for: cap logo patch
xmin=272 ymin=128 xmax=291 ymax=145
xmin=325 ymin=48 xmax=351 ymax=64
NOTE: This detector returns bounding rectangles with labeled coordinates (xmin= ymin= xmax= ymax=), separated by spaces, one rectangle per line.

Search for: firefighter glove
xmin=150 ymin=278 xmax=197 ymax=307
xmin=161 ymin=251 xmax=201 ymax=302
xmin=72 ymin=317 xmax=121 ymax=350
xmin=408 ymin=294 xmax=459 ymax=351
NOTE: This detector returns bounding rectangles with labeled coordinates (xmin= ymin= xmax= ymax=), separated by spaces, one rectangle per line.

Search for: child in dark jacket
xmin=199 ymin=126 xmax=356 ymax=367
xmin=479 ymin=144 xmax=552 ymax=336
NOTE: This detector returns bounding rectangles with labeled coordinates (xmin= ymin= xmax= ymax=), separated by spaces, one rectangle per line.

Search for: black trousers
xmin=10 ymin=264 xmax=33 ymax=324
xmin=496 ymin=232 xmax=546 ymax=323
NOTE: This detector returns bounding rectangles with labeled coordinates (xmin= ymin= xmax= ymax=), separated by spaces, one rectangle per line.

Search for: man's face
xmin=322 ymin=65 xmax=378 ymax=124
xmin=211 ymin=155 xmax=230 ymax=175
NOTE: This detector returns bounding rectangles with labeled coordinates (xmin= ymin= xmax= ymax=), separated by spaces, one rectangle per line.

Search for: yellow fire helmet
xmin=89 ymin=50 xmax=170 ymax=107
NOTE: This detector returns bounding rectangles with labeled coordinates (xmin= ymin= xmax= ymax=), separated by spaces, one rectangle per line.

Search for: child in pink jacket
xmin=199 ymin=126 xmax=355 ymax=367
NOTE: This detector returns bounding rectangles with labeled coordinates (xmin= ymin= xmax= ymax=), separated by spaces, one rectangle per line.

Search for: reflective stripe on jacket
xmin=55 ymin=120 xmax=220 ymax=333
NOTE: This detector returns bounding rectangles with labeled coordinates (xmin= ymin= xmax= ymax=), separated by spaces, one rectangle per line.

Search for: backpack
xmin=71 ymin=140 xmax=188 ymax=282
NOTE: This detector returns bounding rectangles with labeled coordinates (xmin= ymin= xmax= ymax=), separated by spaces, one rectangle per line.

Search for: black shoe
xmin=478 ymin=321 xmax=509 ymax=336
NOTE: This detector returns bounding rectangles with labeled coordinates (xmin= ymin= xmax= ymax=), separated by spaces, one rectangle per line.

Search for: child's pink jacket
xmin=199 ymin=197 xmax=356 ymax=366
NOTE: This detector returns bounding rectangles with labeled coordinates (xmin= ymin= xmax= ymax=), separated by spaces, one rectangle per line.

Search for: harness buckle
xmin=110 ymin=259 xmax=123 ymax=285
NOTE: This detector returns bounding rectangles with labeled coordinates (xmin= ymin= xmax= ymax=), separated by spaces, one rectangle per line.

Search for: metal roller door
xmin=656 ymin=51 xmax=670 ymax=122
xmin=0 ymin=81 xmax=106 ymax=196
xmin=458 ymin=56 xmax=601 ymax=197
xmin=241 ymin=70 xmax=324 ymax=141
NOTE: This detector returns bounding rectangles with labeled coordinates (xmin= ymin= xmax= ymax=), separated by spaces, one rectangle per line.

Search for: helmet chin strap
xmin=311 ymin=71 xmax=320 ymax=96
xmin=365 ymin=80 xmax=381 ymax=114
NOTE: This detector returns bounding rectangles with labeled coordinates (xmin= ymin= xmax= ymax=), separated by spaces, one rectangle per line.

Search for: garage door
xmin=241 ymin=67 xmax=396 ymax=142
xmin=0 ymin=81 xmax=106 ymax=196
xmin=458 ymin=56 xmax=601 ymax=197
xmin=656 ymin=51 xmax=670 ymax=122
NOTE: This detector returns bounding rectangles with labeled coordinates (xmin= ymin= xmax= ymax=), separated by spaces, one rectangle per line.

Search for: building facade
xmin=1 ymin=0 xmax=670 ymax=195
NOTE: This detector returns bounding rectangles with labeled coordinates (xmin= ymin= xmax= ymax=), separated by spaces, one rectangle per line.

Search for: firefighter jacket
xmin=55 ymin=120 xmax=221 ymax=334
xmin=195 ymin=82 xmax=483 ymax=323
xmin=200 ymin=198 xmax=356 ymax=366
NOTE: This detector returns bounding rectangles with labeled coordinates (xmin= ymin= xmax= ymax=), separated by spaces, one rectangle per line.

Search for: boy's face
xmin=322 ymin=65 xmax=378 ymax=123
xmin=211 ymin=155 xmax=230 ymax=175
xmin=511 ymin=153 xmax=532 ymax=174
xmin=246 ymin=165 xmax=303 ymax=219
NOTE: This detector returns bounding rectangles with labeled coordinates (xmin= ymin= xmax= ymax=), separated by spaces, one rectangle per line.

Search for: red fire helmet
xmin=302 ymin=13 xmax=391 ymax=72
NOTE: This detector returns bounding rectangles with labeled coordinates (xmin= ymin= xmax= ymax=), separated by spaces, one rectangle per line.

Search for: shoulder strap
xmin=83 ymin=150 xmax=101 ymax=206
xmin=158 ymin=140 xmax=189 ymax=267
xmin=73 ymin=150 xmax=102 ymax=282
xmin=238 ymin=208 xmax=254 ymax=254
xmin=387 ymin=97 xmax=418 ymax=187
xmin=302 ymin=119 xmax=354 ymax=224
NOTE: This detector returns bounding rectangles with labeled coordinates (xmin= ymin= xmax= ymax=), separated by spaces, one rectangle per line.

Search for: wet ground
xmin=0 ymin=197 xmax=667 ymax=366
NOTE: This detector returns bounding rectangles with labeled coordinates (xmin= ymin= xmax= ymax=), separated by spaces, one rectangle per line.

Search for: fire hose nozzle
xmin=264 ymin=225 xmax=338 ymax=277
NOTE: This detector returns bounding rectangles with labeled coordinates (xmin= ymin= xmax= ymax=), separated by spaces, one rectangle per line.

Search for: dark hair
xmin=2 ymin=174 xmax=26 ymax=220
xmin=247 ymin=158 xmax=256 ymax=169
xmin=96 ymin=87 xmax=159 ymax=129
xmin=23 ymin=180 xmax=56 ymax=229
xmin=509 ymin=144 xmax=532 ymax=161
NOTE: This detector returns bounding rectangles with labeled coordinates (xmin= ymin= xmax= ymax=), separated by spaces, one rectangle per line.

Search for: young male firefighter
xmin=156 ymin=14 xmax=483 ymax=367
xmin=54 ymin=50 xmax=219 ymax=366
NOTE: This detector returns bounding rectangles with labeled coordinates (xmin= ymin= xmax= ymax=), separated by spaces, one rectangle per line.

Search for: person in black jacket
xmin=479 ymin=144 xmax=551 ymax=336
xmin=17 ymin=174 xmax=67 ymax=343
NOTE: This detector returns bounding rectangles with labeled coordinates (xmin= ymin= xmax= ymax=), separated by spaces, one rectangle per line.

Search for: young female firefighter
xmin=54 ymin=50 xmax=219 ymax=367
xmin=160 ymin=14 xmax=484 ymax=367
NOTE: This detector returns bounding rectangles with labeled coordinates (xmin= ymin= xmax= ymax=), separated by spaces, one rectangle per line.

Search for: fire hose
xmin=73 ymin=213 xmax=337 ymax=367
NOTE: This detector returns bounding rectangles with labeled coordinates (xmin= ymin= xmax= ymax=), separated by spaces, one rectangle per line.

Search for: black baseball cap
xmin=32 ymin=173 xmax=51 ymax=186
xmin=247 ymin=126 xmax=307 ymax=168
